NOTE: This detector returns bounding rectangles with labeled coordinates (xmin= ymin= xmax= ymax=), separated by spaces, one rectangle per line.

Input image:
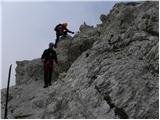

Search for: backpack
xmin=54 ymin=24 xmax=62 ymax=31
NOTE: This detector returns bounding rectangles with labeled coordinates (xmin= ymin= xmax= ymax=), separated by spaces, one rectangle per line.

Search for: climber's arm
xmin=41 ymin=50 xmax=47 ymax=62
xmin=65 ymin=28 xmax=74 ymax=34
xmin=54 ymin=51 xmax=58 ymax=64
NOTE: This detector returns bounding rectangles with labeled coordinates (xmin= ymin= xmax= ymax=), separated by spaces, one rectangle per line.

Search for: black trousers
xmin=55 ymin=31 xmax=67 ymax=48
xmin=44 ymin=70 xmax=52 ymax=86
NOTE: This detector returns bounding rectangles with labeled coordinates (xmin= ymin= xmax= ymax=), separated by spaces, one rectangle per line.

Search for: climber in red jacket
xmin=41 ymin=42 xmax=58 ymax=88
xmin=54 ymin=23 xmax=74 ymax=48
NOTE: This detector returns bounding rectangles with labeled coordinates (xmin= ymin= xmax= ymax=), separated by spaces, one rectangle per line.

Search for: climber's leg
xmin=55 ymin=33 xmax=60 ymax=48
xmin=43 ymin=71 xmax=48 ymax=88
xmin=48 ymin=70 xmax=52 ymax=86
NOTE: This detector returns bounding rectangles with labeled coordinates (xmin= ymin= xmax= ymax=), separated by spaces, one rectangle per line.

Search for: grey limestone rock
xmin=1 ymin=1 xmax=158 ymax=119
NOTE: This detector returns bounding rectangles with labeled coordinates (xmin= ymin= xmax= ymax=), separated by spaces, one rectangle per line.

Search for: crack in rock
xmin=95 ymin=85 xmax=129 ymax=119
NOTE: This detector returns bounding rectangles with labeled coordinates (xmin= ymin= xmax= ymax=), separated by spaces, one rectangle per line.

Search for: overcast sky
xmin=1 ymin=1 xmax=117 ymax=88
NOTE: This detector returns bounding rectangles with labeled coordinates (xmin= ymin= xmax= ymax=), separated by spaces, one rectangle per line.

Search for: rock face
xmin=1 ymin=1 xmax=159 ymax=119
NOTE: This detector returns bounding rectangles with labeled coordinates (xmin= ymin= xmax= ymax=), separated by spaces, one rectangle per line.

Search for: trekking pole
xmin=4 ymin=64 xmax=12 ymax=119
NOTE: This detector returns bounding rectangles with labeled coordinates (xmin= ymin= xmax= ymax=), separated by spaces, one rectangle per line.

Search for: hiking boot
xmin=43 ymin=85 xmax=48 ymax=88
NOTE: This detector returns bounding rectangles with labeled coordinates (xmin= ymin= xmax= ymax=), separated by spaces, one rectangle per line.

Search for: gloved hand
xmin=71 ymin=32 xmax=74 ymax=34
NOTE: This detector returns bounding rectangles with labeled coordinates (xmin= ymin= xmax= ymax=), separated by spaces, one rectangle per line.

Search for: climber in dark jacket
xmin=41 ymin=42 xmax=58 ymax=88
xmin=54 ymin=23 xmax=74 ymax=48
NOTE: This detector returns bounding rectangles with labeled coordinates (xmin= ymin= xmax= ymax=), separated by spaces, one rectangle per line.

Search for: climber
xmin=41 ymin=42 xmax=58 ymax=88
xmin=54 ymin=22 xmax=74 ymax=48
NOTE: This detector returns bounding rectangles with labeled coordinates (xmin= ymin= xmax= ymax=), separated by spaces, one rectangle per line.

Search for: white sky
xmin=1 ymin=1 xmax=117 ymax=88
